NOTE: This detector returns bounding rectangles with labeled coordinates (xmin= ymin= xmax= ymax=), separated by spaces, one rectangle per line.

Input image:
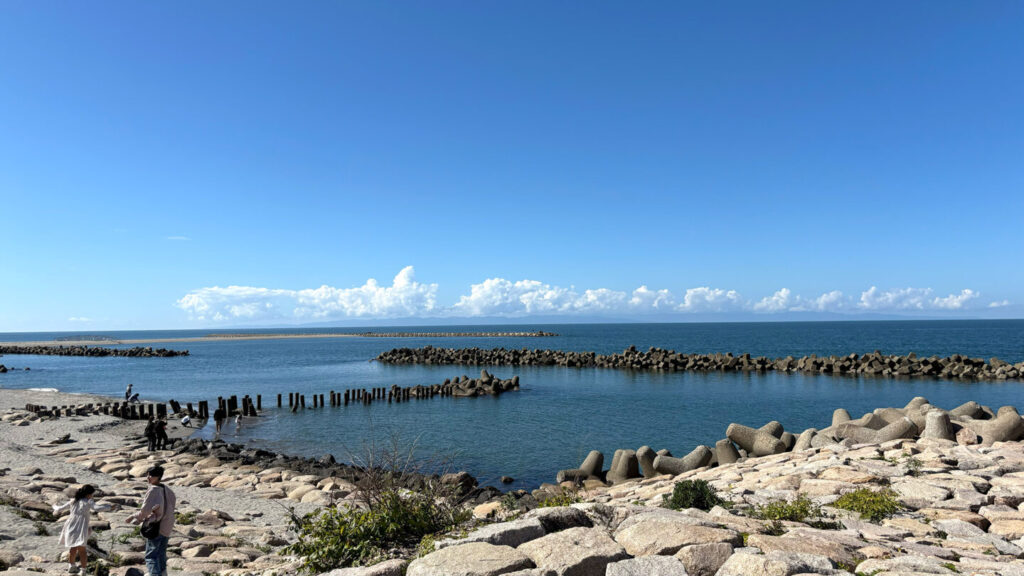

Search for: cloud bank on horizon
xmin=174 ymin=267 xmax=1004 ymax=323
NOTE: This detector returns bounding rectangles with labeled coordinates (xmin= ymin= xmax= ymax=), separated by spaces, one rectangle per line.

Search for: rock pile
xmin=377 ymin=345 xmax=1024 ymax=381
xmin=429 ymin=371 xmax=520 ymax=398
xmin=405 ymin=402 xmax=1024 ymax=576
xmin=554 ymin=397 xmax=1024 ymax=488
xmin=0 ymin=345 xmax=188 ymax=357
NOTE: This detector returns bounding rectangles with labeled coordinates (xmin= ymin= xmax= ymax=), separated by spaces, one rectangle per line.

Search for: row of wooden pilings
xmin=279 ymin=385 xmax=456 ymax=412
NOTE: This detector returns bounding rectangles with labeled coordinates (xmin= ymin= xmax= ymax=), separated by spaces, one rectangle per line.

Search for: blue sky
xmin=1 ymin=2 xmax=1022 ymax=331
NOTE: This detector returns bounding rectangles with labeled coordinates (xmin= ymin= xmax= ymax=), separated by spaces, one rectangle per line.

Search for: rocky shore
xmin=404 ymin=396 xmax=1024 ymax=576
xmin=377 ymin=345 xmax=1024 ymax=381
xmin=0 ymin=388 xmax=500 ymax=576
xmin=7 ymin=386 xmax=1024 ymax=576
xmin=0 ymin=345 xmax=189 ymax=358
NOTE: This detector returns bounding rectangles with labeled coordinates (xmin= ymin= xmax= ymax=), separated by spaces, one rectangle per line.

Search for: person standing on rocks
xmin=155 ymin=419 xmax=169 ymax=450
xmin=53 ymin=484 xmax=111 ymax=574
xmin=130 ymin=466 xmax=176 ymax=576
xmin=213 ymin=407 xmax=225 ymax=436
xmin=144 ymin=417 xmax=157 ymax=452
xmin=125 ymin=383 xmax=133 ymax=401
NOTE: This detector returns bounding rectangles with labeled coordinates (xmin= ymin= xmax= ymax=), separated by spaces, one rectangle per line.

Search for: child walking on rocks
xmin=53 ymin=484 xmax=111 ymax=574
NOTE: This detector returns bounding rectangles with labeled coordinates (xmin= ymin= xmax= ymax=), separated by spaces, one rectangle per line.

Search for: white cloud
xmin=754 ymin=288 xmax=791 ymax=312
xmin=677 ymin=287 xmax=743 ymax=312
xmin=175 ymin=269 xmax=988 ymax=322
xmin=931 ymin=289 xmax=978 ymax=310
xmin=755 ymin=289 xmax=846 ymax=313
xmin=989 ymin=300 xmax=1011 ymax=308
xmin=176 ymin=266 xmax=438 ymax=322
xmin=858 ymin=286 xmax=981 ymax=311
xmin=67 ymin=317 xmax=92 ymax=323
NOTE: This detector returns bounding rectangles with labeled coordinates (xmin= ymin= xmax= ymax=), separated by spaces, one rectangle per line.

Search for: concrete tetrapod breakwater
xmin=0 ymin=344 xmax=189 ymax=357
xmin=550 ymin=396 xmax=1024 ymax=490
xmin=377 ymin=345 xmax=1024 ymax=381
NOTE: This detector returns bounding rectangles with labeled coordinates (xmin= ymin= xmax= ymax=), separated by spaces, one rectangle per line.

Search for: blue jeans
xmin=144 ymin=534 xmax=168 ymax=576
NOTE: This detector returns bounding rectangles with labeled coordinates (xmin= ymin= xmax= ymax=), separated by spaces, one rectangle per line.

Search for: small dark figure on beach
xmin=125 ymin=383 xmax=133 ymax=401
xmin=213 ymin=407 xmax=225 ymax=436
xmin=155 ymin=419 xmax=169 ymax=450
xmin=128 ymin=392 xmax=140 ymax=403
xmin=144 ymin=417 xmax=157 ymax=452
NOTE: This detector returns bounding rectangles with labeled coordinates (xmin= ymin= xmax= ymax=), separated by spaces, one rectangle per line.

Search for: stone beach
xmin=5 ymin=386 xmax=1024 ymax=575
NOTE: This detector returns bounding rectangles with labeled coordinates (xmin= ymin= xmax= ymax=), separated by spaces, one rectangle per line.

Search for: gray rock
xmin=605 ymin=555 xmax=688 ymax=576
xmin=714 ymin=550 xmax=835 ymax=576
xmin=760 ymin=421 xmax=785 ymax=438
xmin=556 ymin=469 xmax=587 ymax=484
xmin=636 ymin=446 xmax=658 ymax=478
xmin=325 ymin=559 xmax=408 ymax=576
xmin=715 ymin=439 xmax=740 ymax=465
xmin=435 ymin=517 xmax=545 ymax=550
xmin=831 ymin=409 xmax=851 ymax=427
xmin=613 ymin=514 xmax=740 ymax=556
xmin=653 ymin=446 xmax=712 ymax=476
xmin=923 ymin=410 xmax=956 ymax=441
xmin=524 ymin=506 xmax=593 ymax=533
xmin=726 ymin=423 xmax=786 ymax=456
xmin=674 ymin=542 xmax=732 ymax=576
xmin=579 ymin=451 xmax=603 ymax=478
xmin=854 ymin=555 xmax=958 ymax=574
xmin=406 ymin=542 xmax=533 ymax=576
xmin=792 ymin=428 xmax=816 ymax=452
xmin=518 ymin=526 xmax=627 ymax=576
xmin=606 ymin=449 xmax=640 ymax=485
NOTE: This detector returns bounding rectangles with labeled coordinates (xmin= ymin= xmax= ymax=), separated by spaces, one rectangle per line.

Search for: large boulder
xmin=613 ymin=513 xmax=741 ymax=556
xmin=406 ymin=542 xmax=533 ymax=576
xmin=605 ymin=555 xmax=689 ymax=576
xmin=517 ymin=526 xmax=627 ymax=576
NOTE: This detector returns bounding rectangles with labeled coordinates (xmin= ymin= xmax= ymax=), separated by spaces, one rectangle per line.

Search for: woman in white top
xmin=52 ymin=484 xmax=111 ymax=573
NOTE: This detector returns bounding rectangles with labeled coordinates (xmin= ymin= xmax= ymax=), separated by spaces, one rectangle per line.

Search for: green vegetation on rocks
xmin=283 ymin=488 xmax=469 ymax=572
xmin=833 ymin=488 xmax=904 ymax=521
xmin=752 ymin=494 xmax=820 ymax=523
xmin=662 ymin=479 xmax=727 ymax=511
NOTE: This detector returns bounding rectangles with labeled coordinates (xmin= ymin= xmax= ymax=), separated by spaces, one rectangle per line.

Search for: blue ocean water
xmin=2 ymin=320 xmax=1023 ymax=489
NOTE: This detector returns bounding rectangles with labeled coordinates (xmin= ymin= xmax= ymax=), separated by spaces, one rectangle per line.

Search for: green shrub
xmin=500 ymin=492 xmax=519 ymax=512
xmin=662 ymin=480 xmax=726 ymax=511
xmin=752 ymin=494 xmax=820 ymax=523
xmin=283 ymin=488 xmax=469 ymax=572
xmin=538 ymin=487 xmax=581 ymax=508
xmin=832 ymin=488 xmax=903 ymax=522
xmin=175 ymin=511 xmax=196 ymax=525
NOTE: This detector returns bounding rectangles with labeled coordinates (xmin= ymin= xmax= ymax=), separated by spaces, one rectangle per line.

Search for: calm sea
xmin=2 ymin=320 xmax=1023 ymax=489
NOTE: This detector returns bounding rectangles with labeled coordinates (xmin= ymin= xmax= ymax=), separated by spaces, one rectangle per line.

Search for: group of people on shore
xmin=53 ymin=466 xmax=176 ymax=576
xmin=143 ymin=417 xmax=171 ymax=451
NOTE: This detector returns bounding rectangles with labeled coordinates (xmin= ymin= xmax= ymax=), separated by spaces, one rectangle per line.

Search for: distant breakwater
xmin=354 ymin=330 xmax=557 ymax=338
xmin=376 ymin=345 xmax=1024 ymax=381
xmin=0 ymin=345 xmax=189 ymax=357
